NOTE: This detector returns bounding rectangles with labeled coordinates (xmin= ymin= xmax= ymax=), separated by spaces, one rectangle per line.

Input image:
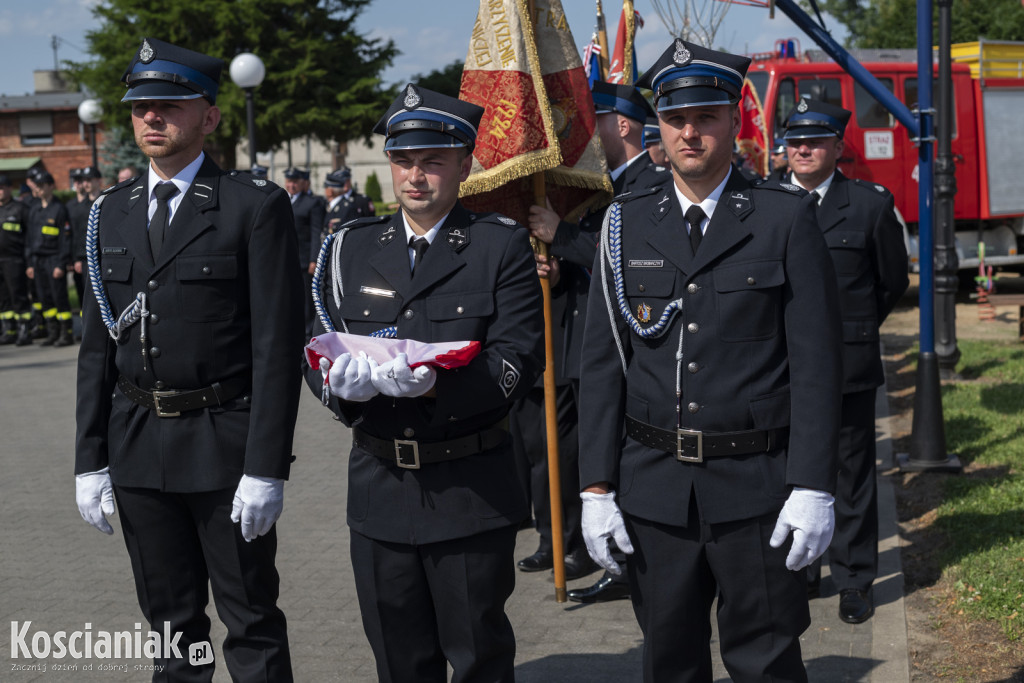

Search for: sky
xmin=0 ymin=0 xmax=849 ymax=97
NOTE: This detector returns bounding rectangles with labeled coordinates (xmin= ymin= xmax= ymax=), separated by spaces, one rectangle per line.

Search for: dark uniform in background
xmin=75 ymin=38 xmax=303 ymax=682
xmin=782 ymin=98 xmax=909 ymax=624
xmin=67 ymin=165 xmax=103 ymax=317
xmin=25 ymin=171 xmax=72 ymax=346
xmin=767 ymin=137 xmax=789 ymax=181
xmin=321 ymin=166 xmax=375 ymax=239
xmin=0 ymin=174 xmax=32 ymax=345
xmin=579 ymin=40 xmax=843 ymax=681
xmin=306 ymin=85 xmax=544 ymax=683
xmin=284 ymin=166 xmax=325 ymax=339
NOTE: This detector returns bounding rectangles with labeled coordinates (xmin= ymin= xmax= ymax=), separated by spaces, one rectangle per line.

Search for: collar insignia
xmin=781 ymin=183 xmax=802 ymax=192
xmin=403 ymin=84 xmax=421 ymax=109
xmin=378 ymin=225 xmax=397 ymax=247
xmin=637 ymin=302 xmax=652 ymax=323
xmin=796 ymin=99 xmax=808 ymax=113
xmin=253 ymin=179 xmax=266 ymax=187
xmin=446 ymin=226 xmax=469 ymax=250
xmin=673 ymin=40 xmax=692 ymax=66
xmin=498 ymin=216 xmax=516 ymax=226
xmin=139 ymin=39 xmax=155 ymax=64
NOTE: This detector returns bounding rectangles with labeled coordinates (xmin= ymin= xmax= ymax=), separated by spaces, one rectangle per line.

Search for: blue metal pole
xmin=916 ymin=0 xmax=935 ymax=355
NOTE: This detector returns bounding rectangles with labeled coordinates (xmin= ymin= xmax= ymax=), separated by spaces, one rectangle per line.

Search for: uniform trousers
xmin=31 ymin=256 xmax=71 ymax=315
xmin=827 ymin=387 xmax=879 ymax=592
xmin=509 ymin=383 xmax=583 ymax=555
xmin=0 ymin=257 xmax=29 ymax=313
xmin=623 ymin=496 xmax=810 ymax=683
xmin=350 ymin=525 xmax=518 ymax=683
xmin=113 ymin=485 xmax=293 ymax=683
xmin=301 ymin=269 xmax=315 ymax=339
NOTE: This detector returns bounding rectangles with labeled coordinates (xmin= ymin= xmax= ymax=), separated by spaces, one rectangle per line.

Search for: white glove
xmin=580 ymin=491 xmax=634 ymax=576
xmin=230 ymin=475 xmax=285 ymax=542
xmin=75 ymin=467 xmax=116 ymax=535
xmin=321 ymin=352 xmax=379 ymax=402
xmin=769 ymin=487 xmax=835 ymax=571
xmin=371 ymin=352 xmax=437 ymax=398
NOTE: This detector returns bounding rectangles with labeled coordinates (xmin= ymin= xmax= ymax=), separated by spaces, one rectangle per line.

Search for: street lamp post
xmin=77 ymin=98 xmax=102 ymax=169
xmin=229 ymin=53 xmax=266 ymax=168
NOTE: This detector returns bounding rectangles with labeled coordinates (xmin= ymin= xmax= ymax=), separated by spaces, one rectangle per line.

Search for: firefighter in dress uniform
xmin=305 ymin=84 xmax=544 ymax=683
xmin=321 ymin=166 xmax=375 ymax=240
xmin=284 ymin=166 xmax=325 ymax=338
xmin=74 ymin=38 xmax=303 ymax=681
xmin=781 ymin=98 xmax=909 ymax=624
xmin=578 ymin=40 xmax=844 ymax=681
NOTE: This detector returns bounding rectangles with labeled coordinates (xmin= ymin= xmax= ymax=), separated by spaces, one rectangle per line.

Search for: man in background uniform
xmin=0 ymin=174 xmax=32 ymax=345
xmin=578 ymin=40 xmax=843 ymax=680
xmin=284 ymin=166 xmax=324 ymax=338
xmin=67 ymin=166 xmax=102 ymax=313
xmin=75 ymin=38 xmax=303 ymax=681
xmin=25 ymin=171 xmax=72 ymax=346
xmin=767 ymin=138 xmax=789 ymax=181
xmin=643 ymin=116 xmax=669 ymax=167
xmin=321 ymin=166 xmax=374 ymax=239
xmin=782 ymin=98 xmax=909 ymax=624
xmin=306 ymin=84 xmax=544 ymax=682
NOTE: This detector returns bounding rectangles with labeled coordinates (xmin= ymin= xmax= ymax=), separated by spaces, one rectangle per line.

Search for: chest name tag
xmin=102 ymin=247 xmax=128 ymax=255
xmin=628 ymin=259 xmax=664 ymax=268
xmin=360 ymin=286 xmax=396 ymax=298
xmin=41 ymin=226 xmax=61 ymax=236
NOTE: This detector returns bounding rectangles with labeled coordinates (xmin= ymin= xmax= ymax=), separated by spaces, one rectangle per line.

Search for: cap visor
xmin=657 ymin=87 xmax=736 ymax=112
xmin=122 ymin=82 xmax=205 ymax=102
xmin=385 ymin=130 xmax=468 ymax=151
xmin=783 ymin=127 xmax=839 ymax=140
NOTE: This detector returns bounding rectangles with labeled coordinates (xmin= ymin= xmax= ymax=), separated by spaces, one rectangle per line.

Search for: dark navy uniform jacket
xmin=0 ymin=199 xmax=28 ymax=259
xmin=578 ymin=170 xmax=843 ymax=527
xmin=321 ymin=192 xmax=375 ymax=250
xmin=305 ymin=201 xmax=545 ymax=545
xmin=26 ymin=199 xmax=70 ymax=264
xmin=291 ymin=191 xmax=325 ymax=267
xmin=75 ymin=158 xmax=305 ymax=492
xmin=67 ymin=196 xmax=91 ymax=264
xmin=804 ymin=171 xmax=909 ymax=393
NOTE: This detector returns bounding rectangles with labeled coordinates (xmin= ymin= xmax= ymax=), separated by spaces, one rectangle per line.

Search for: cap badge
xmin=139 ymin=39 xmax=155 ymax=64
xmin=673 ymin=40 xmax=692 ymax=66
xmin=403 ymin=84 xmax=421 ymax=109
xmin=796 ymin=99 xmax=809 ymax=113
xmin=637 ymin=302 xmax=652 ymax=323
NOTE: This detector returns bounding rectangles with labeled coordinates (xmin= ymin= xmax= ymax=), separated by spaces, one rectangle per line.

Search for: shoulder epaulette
xmin=614 ymin=185 xmax=660 ymax=204
xmin=755 ymin=180 xmax=807 ymax=196
xmin=100 ymin=176 xmax=138 ymax=196
xmin=852 ymin=178 xmax=892 ymax=197
xmin=472 ymin=212 xmax=521 ymax=229
xmin=224 ymin=169 xmax=277 ymax=193
xmin=342 ymin=214 xmax=389 ymax=229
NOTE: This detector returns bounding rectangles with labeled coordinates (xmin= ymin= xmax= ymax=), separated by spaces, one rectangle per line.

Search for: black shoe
xmin=567 ymin=574 xmax=630 ymax=603
xmin=563 ymin=551 xmax=600 ymax=581
xmin=517 ymin=551 xmax=553 ymax=573
xmin=838 ymin=589 xmax=873 ymax=624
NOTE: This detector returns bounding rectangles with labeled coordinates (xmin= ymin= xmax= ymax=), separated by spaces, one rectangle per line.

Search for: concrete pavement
xmin=1 ymin=341 xmax=908 ymax=682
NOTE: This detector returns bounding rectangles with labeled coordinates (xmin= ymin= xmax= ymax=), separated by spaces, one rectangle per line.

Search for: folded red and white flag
xmin=305 ymin=332 xmax=481 ymax=372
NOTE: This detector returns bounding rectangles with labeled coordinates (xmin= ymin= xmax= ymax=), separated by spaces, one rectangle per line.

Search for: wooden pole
xmin=596 ymin=0 xmax=611 ymax=80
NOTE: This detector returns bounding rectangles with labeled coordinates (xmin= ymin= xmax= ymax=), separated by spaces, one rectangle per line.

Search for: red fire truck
xmin=744 ymin=38 xmax=1024 ymax=274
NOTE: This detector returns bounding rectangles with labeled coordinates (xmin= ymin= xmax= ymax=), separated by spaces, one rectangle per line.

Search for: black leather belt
xmin=625 ymin=414 xmax=788 ymax=463
xmin=353 ymin=427 xmax=508 ymax=470
xmin=117 ymin=375 xmax=248 ymax=418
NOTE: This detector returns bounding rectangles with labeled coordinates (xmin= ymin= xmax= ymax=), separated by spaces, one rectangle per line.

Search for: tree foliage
xmin=67 ymin=0 xmax=397 ymax=169
xmin=364 ymin=170 xmax=383 ymax=204
xmin=408 ymin=60 xmax=464 ymax=98
xmin=819 ymin=0 xmax=1024 ymax=49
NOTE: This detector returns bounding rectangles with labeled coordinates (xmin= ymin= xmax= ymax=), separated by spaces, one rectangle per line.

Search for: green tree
xmin=819 ymin=0 xmax=1024 ymax=48
xmin=407 ymin=60 xmax=464 ymax=98
xmin=99 ymin=125 xmax=148 ymax=181
xmin=67 ymin=0 xmax=397 ymax=169
xmin=364 ymin=171 xmax=383 ymax=204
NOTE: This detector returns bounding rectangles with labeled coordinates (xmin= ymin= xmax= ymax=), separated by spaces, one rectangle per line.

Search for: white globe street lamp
xmin=78 ymin=98 xmax=103 ymax=168
xmin=230 ymin=53 xmax=266 ymax=168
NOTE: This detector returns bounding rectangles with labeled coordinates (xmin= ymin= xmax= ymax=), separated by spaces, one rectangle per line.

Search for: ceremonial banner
xmin=607 ymin=1 xmax=641 ymax=85
xmin=736 ymin=78 xmax=769 ymax=177
xmin=583 ymin=38 xmax=603 ymax=88
xmin=459 ymin=0 xmax=612 ymax=224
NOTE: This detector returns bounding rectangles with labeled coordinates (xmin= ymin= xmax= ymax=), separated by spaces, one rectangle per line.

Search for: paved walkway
xmin=0 ymin=341 xmax=908 ymax=682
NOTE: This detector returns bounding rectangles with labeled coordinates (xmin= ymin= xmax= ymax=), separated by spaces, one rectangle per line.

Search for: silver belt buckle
xmin=676 ymin=428 xmax=703 ymax=463
xmin=152 ymin=390 xmax=181 ymax=418
xmin=394 ymin=440 xmax=421 ymax=469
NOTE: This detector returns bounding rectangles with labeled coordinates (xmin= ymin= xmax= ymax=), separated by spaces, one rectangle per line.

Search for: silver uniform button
xmin=687 ymin=283 xmax=699 ymax=294
xmin=202 ymin=266 xmax=212 ymax=275
xmin=638 ymin=284 xmax=646 ymax=292
xmin=456 ymin=306 xmax=464 ymax=314
xmin=154 ymin=380 xmax=166 ymax=390
xmin=149 ymin=347 xmax=161 ymax=358
xmin=403 ymin=427 xmax=415 ymax=438
xmin=149 ymin=314 xmax=159 ymax=325
xmin=687 ymin=322 xmax=699 ymax=333
xmin=147 ymin=280 xmax=159 ymax=291
xmin=688 ymin=362 xmax=699 ymax=373
xmin=363 ymin=309 xmax=370 ymax=317
xmin=688 ymin=402 xmax=700 ymax=413
xmin=403 ymin=309 xmax=414 ymax=320
xmin=747 ymin=277 xmax=756 ymax=285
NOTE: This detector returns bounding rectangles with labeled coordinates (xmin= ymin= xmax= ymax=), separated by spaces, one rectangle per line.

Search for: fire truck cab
xmin=745 ymin=39 xmax=1024 ymax=273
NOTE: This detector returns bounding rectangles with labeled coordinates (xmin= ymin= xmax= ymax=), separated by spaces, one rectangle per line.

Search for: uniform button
xmin=403 ymin=309 xmax=414 ymax=320
xmin=363 ymin=309 xmax=370 ymax=317
xmin=638 ymin=284 xmax=646 ymax=292
xmin=687 ymin=283 xmax=699 ymax=294
xmin=403 ymin=427 xmax=415 ymax=438
xmin=747 ymin=277 xmax=756 ymax=285
xmin=243 ymin=394 xmax=252 ymax=405
xmin=456 ymin=306 xmax=465 ymax=314
xmin=688 ymin=402 xmax=700 ymax=413
xmin=149 ymin=347 xmax=161 ymax=358
xmin=687 ymin=322 xmax=699 ymax=333
xmin=149 ymin=314 xmax=159 ymax=324
xmin=147 ymin=280 xmax=159 ymax=291
xmin=842 ymin=238 xmax=849 ymax=245
xmin=154 ymin=380 xmax=166 ymax=390
xmin=688 ymin=362 xmax=699 ymax=373
xmin=105 ymin=267 xmax=112 ymax=276
xmin=573 ymin=309 xmax=579 ymax=317
xmin=202 ymin=266 xmax=211 ymax=275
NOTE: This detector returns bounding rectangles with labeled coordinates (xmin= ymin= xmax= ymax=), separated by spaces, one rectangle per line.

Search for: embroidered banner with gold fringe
xmin=737 ymin=78 xmax=769 ymax=177
xmin=458 ymin=0 xmax=612 ymax=224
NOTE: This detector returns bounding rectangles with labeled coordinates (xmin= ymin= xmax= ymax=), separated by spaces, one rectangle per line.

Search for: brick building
xmin=0 ymin=70 xmax=105 ymax=192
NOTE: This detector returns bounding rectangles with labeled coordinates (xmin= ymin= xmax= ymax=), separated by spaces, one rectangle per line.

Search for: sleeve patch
xmin=500 ymin=359 xmax=521 ymax=398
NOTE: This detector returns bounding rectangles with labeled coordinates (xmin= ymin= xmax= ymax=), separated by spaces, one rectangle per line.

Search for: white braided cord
xmin=85 ymin=194 xmax=149 ymax=342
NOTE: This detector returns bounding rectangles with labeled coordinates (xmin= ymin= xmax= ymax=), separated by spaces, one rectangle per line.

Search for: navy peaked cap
xmin=324 ymin=168 xmax=351 ymax=187
xmin=591 ymin=82 xmax=654 ymax=123
xmin=122 ymin=38 xmax=224 ymax=104
xmin=637 ymin=39 xmax=750 ymax=111
xmin=250 ymin=165 xmax=268 ymax=178
xmin=783 ymin=99 xmax=851 ymax=139
xmin=80 ymin=165 xmax=102 ymax=178
xmin=283 ymin=167 xmax=310 ymax=180
xmin=642 ymin=117 xmax=661 ymax=147
xmin=374 ymin=84 xmax=484 ymax=151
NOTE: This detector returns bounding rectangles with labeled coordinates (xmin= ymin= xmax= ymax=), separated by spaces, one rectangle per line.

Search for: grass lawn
xmin=933 ymin=339 xmax=1024 ymax=639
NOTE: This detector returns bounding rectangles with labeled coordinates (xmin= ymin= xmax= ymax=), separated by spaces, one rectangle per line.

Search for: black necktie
xmin=410 ymin=236 xmax=429 ymax=274
xmin=810 ymin=190 xmax=821 ymax=204
xmin=149 ymin=182 xmax=179 ymax=258
xmin=685 ymin=205 xmax=706 ymax=256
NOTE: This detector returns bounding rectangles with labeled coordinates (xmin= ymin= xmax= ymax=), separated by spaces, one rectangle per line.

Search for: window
xmin=19 ymin=113 xmax=53 ymax=146
xmin=904 ymin=78 xmax=957 ymax=137
xmin=854 ymin=78 xmax=895 ymax=128
xmin=797 ymin=78 xmax=842 ymax=107
xmin=774 ymin=78 xmax=796 ymax=139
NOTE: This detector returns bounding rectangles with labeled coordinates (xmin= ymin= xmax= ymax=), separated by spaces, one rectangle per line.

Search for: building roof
xmin=0 ymin=91 xmax=87 ymax=112
xmin=0 ymin=157 xmax=43 ymax=172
